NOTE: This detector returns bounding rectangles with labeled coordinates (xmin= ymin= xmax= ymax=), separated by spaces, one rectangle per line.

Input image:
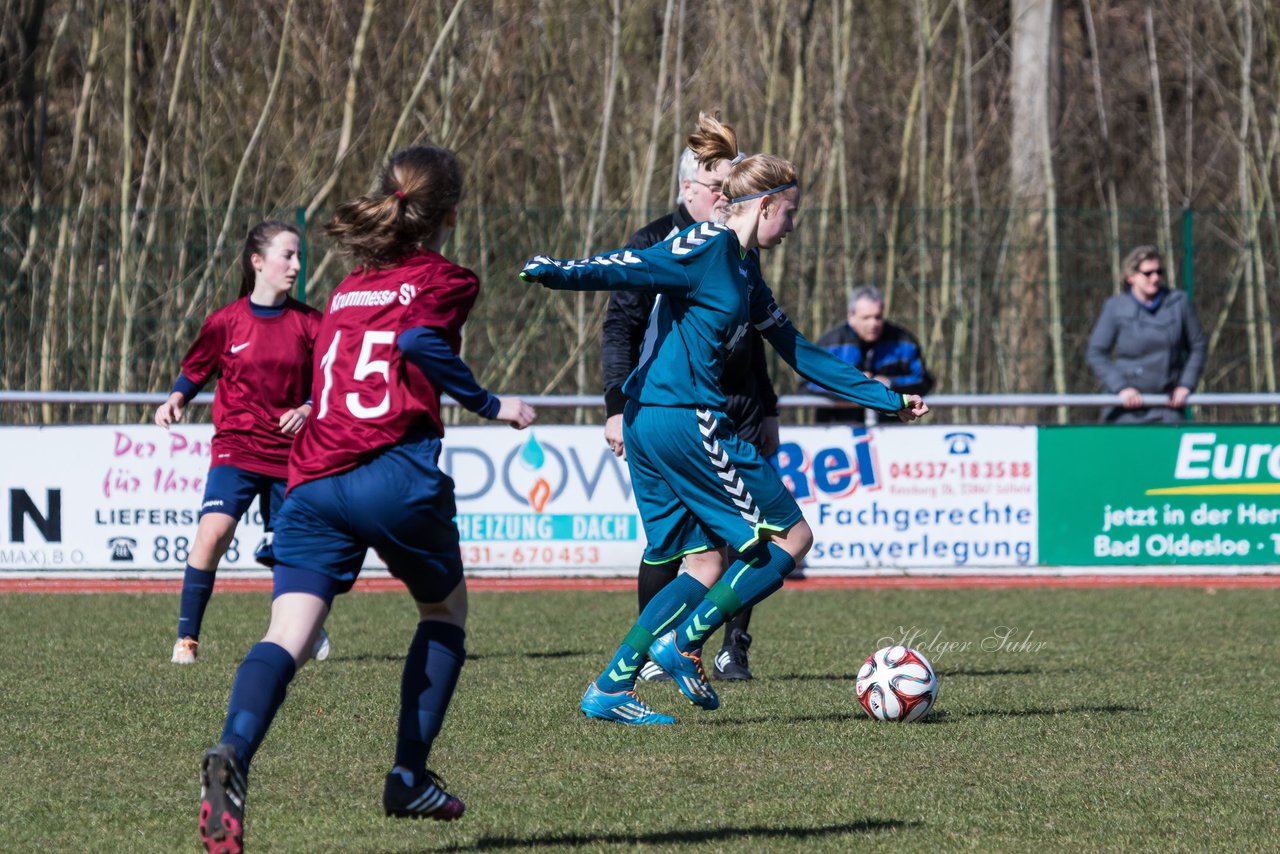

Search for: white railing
xmin=2 ymin=391 xmax=1280 ymax=408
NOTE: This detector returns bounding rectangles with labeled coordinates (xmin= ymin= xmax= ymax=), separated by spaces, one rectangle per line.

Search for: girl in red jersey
xmin=198 ymin=146 xmax=535 ymax=853
xmin=156 ymin=220 xmax=321 ymax=665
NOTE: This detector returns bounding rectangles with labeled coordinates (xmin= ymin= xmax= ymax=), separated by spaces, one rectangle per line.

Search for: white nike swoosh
xmin=230 ymin=343 xmax=250 ymax=353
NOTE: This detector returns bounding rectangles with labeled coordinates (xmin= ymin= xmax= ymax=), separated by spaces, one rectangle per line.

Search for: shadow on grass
xmin=325 ymin=649 xmax=595 ymax=664
xmin=680 ymin=703 xmax=1142 ymax=727
xmin=467 ymin=649 xmax=594 ymax=662
xmin=430 ymin=819 xmax=912 ymax=851
xmin=692 ymin=711 xmax=855 ymax=726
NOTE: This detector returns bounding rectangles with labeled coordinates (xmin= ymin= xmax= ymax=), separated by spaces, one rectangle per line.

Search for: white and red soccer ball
xmin=855 ymin=645 xmax=939 ymax=722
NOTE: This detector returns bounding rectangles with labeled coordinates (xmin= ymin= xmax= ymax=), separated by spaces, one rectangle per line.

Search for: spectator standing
xmin=1087 ymin=245 xmax=1207 ymax=423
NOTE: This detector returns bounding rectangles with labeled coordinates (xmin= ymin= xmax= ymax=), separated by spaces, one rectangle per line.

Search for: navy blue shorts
xmin=271 ymin=434 xmax=463 ymax=605
xmin=200 ymin=465 xmax=287 ymax=531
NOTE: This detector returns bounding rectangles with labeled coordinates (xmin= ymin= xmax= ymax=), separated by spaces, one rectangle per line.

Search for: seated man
xmin=811 ymin=286 xmax=934 ymax=424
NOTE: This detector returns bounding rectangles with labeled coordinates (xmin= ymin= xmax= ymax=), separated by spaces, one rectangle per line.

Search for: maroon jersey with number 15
xmin=179 ymin=297 xmax=320 ymax=479
xmin=289 ymin=250 xmax=481 ymax=490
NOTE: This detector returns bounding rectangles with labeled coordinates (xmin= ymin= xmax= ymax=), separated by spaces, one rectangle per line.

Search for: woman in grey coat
xmin=1086 ymin=245 xmax=1207 ymax=424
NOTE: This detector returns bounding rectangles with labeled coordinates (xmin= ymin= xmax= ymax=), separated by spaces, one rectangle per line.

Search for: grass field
xmin=2 ymin=583 xmax=1277 ymax=852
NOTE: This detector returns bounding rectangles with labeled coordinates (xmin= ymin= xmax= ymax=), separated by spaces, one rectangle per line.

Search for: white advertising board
xmin=774 ymin=425 xmax=1038 ymax=569
xmin=2 ymin=425 xmax=269 ymax=572
xmin=444 ymin=425 xmax=642 ymax=571
xmin=1 ymin=423 xmax=1036 ymax=574
xmin=0 ymin=424 xmax=646 ymax=574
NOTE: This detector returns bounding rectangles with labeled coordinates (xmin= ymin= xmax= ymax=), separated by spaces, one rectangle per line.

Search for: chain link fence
xmin=2 ymin=206 xmax=1275 ymax=425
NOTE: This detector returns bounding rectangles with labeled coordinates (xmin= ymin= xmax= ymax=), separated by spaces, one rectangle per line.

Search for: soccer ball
xmin=855 ymin=645 xmax=938 ymax=722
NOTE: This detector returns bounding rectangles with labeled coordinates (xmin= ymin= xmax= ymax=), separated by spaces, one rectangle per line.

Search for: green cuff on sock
xmin=623 ymin=624 xmax=657 ymax=654
xmin=706 ymin=583 xmax=743 ymax=620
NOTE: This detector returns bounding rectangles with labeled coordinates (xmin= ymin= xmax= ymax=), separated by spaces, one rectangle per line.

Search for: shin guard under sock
xmin=220 ymin=641 xmax=297 ymax=768
xmin=597 ymin=572 xmax=708 ymax=692
xmin=394 ymin=620 xmax=466 ymax=781
xmin=675 ymin=542 xmax=795 ymax=651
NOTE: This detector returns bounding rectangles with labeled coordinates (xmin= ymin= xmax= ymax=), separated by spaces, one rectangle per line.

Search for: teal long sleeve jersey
xmin=521 ymin=222 xmax=907 ymax=415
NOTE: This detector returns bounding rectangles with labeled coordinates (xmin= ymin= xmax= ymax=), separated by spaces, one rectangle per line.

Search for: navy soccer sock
xmin=596 ymin=571 xmax=708 ymax=693
xmin=219 ymin=641 xmax=297 ymax=768
xmin=394 ymin=620 xmax=466 ymax=783
xmin=177 ymin=564 xmax=216 ymax=640
xmin=674 ymin=542 xmax=795 ymax=652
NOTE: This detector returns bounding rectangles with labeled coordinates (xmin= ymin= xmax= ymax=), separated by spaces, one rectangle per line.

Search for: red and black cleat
xmin=199 ymin=744 xmax=247 ymax=853
xmin=383 ymin=770 xmax=466 ymax=821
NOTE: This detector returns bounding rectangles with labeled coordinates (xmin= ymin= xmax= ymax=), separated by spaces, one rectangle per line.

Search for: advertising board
xmin=1039 ymin=425 xmax=1280 ymax=565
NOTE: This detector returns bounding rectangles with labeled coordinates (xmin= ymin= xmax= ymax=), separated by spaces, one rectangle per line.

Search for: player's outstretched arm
xmin=399 ymin=328 xmax=535 ymax=429
xmin=520 ymin=253 xmax=666 ymax=294
xmin=520 ymin=225 xmax=720 ymax=295
xmin=760 ymin=317 xmax=906 ymax=414
xmin=747 ymin=279 xmax=908 ymax=414
xmin=496 ymin=397 xmax=537 ymax=430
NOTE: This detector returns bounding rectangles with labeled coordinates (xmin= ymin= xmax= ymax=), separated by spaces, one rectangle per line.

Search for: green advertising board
xmin=1039 ymin=425 xmax=1280 ymax=565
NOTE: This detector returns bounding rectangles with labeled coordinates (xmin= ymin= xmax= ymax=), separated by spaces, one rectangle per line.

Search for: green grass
xmin=1 ymin=585 xmax=1277 ymax=852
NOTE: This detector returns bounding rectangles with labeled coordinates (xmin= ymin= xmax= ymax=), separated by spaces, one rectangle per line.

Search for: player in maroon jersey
xmin=156 ymin=220 xmax=321 ymax=665
xmin=198 ymin=145 xmax=535 ymax=853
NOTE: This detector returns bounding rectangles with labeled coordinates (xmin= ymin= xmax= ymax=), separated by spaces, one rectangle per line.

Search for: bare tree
xmin=2 ymin=0 xmax=1279 ymax=425
xmin=1003 ymin=0 xmax=1060 ymax=412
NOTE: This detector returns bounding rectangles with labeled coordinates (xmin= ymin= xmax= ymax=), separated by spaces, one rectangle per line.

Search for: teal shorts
xmin=623 ymin=401 xmax=802 ymax=564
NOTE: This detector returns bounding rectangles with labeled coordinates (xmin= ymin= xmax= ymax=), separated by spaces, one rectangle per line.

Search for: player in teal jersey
xmin=522 ymin=145 xmax=930 ymax=723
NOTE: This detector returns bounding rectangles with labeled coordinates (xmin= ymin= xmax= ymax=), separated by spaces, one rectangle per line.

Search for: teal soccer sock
xmin=595 ymin=571 xmax=708 ymax=693
xmin=674 ymin=542 xmax=795 ymax=651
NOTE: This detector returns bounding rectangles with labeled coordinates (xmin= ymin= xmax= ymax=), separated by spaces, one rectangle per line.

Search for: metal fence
xmin=2 ymin=206 xmax=1277 ymax=426
xmin=4 ymin=391 xmax=1279 ymax=430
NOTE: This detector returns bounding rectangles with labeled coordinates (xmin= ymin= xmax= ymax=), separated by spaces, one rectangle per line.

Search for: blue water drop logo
xmin=519 ymin=432 xmax=545 ymax=470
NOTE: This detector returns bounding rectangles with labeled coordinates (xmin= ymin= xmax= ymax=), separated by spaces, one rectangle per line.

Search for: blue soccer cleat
xmin=649 ymin=631 xmax=720 ymax=710
xmin=580 ymin=683 xmax=675 ymax=725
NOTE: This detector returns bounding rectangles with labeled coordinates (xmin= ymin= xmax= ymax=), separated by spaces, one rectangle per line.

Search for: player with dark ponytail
xmin=198 ymin=146 xmax=536 ymax=852
xmin=158 ymin=220 xmax=323 ymax=665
